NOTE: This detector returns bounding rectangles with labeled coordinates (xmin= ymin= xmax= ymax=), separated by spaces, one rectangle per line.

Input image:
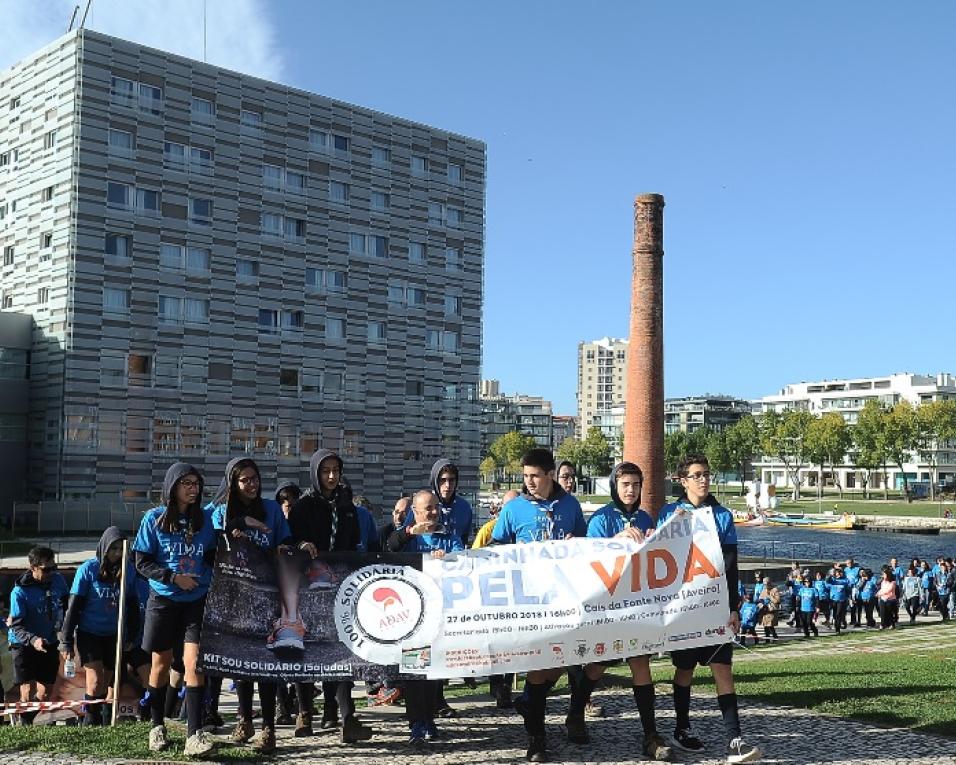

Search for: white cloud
xmin=0 ymin=0 xmax=283 ymax=81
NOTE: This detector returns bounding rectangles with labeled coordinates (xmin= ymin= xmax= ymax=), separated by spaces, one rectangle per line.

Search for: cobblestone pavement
xmin=4 ymin=684 xmax=956 ymax=765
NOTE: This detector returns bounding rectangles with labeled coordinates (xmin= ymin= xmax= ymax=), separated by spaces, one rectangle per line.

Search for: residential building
xmin=755 ymin=373 xmax=956 ymax=490
xmin=0 ymin=312 xmax=31 ymax=517
xmin=577 ymin=336 xmax=627 ymax=438
xmin=480 ymin=380 xmax=553 ymax=455
xmin=551 ymin=415 xmax=576 ymax=452
xmin=0 ymin=30 xmax=485 ymax=511
xmin=664 ymin=395 xmax=752 ymax=435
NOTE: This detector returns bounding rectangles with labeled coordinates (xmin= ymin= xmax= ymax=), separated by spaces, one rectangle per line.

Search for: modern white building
xmin=754 ymin=373 xmax=956 ymax=491
xmin=577 ymin=336 xmax=627 ymax=439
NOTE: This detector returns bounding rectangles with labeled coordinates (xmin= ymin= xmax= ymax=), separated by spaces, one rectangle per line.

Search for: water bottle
xmin=64 ymin=658 xmax=76 ymax=678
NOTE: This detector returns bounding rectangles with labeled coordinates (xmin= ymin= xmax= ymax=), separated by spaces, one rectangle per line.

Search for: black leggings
xmin=904 ymin=595 xmax=920 ymax=622
xmin=404 ymin=679 xmax=440 ymax=724
xmin=236 ymin=680 xmax=277 ymax=726
xmin=878 ymin=599 xmax=898 ymax=628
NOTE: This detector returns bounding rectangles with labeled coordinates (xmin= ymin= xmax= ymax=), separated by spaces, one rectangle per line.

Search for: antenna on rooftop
xmin=79 ymin=0 xmax=92 ymax=30
xmin=67 ymin=4 xmax=79 ymax=32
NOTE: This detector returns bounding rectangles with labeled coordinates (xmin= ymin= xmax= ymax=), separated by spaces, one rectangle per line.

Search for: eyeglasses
xmin=37 ymin=564 xmax=58 ymax=573
xmin=685 ymin=472 xmax=711 ymax=481
xmin=558 ymin=474 xmax=576 ymax=481
xmin=237 ymin=475 xmax=260 ymax=485
xmin=179 ymin=479 xmax=201 ymax=488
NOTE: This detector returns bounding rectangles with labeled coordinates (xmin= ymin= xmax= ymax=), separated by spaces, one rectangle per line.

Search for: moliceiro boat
xmin=763 ymin=512 xmax=855 ymax=530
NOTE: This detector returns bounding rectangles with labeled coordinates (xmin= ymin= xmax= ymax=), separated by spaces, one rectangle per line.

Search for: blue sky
xmin=4 ymin=1 xmax=954 ymax=414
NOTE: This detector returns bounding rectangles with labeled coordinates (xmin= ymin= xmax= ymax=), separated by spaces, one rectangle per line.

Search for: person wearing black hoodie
xmin=286 ymin=448 xmax=372 ymax=744
xmin=656 ymin=454 xmax=761 ymax=764
xmin=60 ymin=527 xmax=140 ymax=726
xmin=133 ymin=462 xmax=217 ymax=757
xmin=8 ymin=545 xmax=69 ymax=725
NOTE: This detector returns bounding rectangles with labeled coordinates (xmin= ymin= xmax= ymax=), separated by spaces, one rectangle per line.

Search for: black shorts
xmin=670 ymin=642 xmax=733 ymax=670
xmin=142 ymin=591 xmax=206 ymax=653
xmin=124 ymin=646 xmax=151 ymax=670
xmin=76 ymin=629 xmax=118 ymax=668
xmin=11 ymin=643 xmax=60 ymax=686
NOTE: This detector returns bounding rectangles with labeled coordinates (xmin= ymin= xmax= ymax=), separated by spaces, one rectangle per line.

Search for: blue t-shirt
xmin=656 ymin=500 xmax=737 ymax=546
xmin=404 ymin=495 xmax=473 ymax=548
xmin=921 ymin=570 xmax=933 ymax=590
xmin=844 ymin=565 xmax=861 ymax=586
xmin=70 ymin=558 xmax=137 ymax=636
xmin=492 ymin=492 xmax=586 ymax=544
xmin=796 ymin=585 xmax=817 ymax=612
xmin=858 ymin=579 xmax=878 ymax=602
xmin=586 ymin=503 xmax=654 ymax=538
xmin=402 ymin=532 xmax=466 ymax=554
xmin=813 ymin=579 xmax=829 ymax=600
xmin=211 ymin=498 xmax=289 ymax=550
xmin=827 ymin=575 xmax=850 ymax=602
xmin=355 ymin=505 xmax=379 ymax=552
xmin=8 ymin=574 xmax=69 ymax=646
xmin=134 ymin=505 xmax=217 ymax=602
xmin=739 ymin=601 xmax=759 ymax=628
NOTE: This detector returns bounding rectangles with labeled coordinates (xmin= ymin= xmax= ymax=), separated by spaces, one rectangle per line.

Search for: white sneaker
xmin=184 ymin=729 xmax=216 ymax=757
xmin=148 ymin=724 xmax=170 ymax=752
xmin=727 ymin=737 xmax=762 ymax=763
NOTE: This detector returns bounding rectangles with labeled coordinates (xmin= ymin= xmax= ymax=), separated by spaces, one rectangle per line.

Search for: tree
xmin=883 ymin=401 xmax=919 ymax=497
xmin=759 ymin=408 xmax=813 ymax=500
xmin=853 ymin=400 xmax=889 ymax=500
xmin=805 ymin=412 xmax=852 ymax=498
xmin=915 ymin=400 xmax=956 ymax=501
xmin=479 ymin=456 xmax=498 ymax=485
xmin=579 ymin=427 xmax=613 ymax=477
xmin=664 ymin=428 xmax=711 ymax=475
xmin=488 ymin=431 xmax=537 ymax=485
xmin=725 ymin=415 xmax=760 ymax=494
xmin=705 ymin=428 xmax=733 ymax=497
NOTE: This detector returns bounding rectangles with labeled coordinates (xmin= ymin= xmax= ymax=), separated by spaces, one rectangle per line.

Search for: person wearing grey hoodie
xmin=286 ymin=449 xmax=372 ymax=744
xmin=133 ymin=462 xmax=217 ymax=757
xmin=60 ymin=526 xmax=139 ymax=726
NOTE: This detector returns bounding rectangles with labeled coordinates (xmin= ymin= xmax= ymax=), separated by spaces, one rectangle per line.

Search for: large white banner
xmin=398 ymin=507 xmax=731 ymax=678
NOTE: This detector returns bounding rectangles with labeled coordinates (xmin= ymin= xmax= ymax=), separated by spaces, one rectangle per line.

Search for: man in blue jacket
xmin=656 ymin=454 xmax=761 ymax=764
xmin=492 ymin=448 xmax=586 ymax=763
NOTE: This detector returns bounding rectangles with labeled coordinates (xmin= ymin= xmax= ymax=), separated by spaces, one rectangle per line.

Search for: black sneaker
xmin=672 ymin=728 xmax=705 ymax=752
xmin=526 ymin=734 xmax=548 ymax=762
xmin=727 ymin=737 xmax=762 ymax=763
xmin=643 ymin=733 xmax=673 ymax=761
xmin=564 ymin=713 xmax=589 ymax=745
xmin=341 ymin=714 xmax=373 ymax=744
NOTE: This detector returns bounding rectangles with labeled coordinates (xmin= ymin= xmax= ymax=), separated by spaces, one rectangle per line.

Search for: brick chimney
xmin=623 ymin=193 xmax=665 ymax=514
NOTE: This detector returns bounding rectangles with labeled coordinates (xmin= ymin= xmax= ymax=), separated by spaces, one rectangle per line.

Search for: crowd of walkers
xmin=738 ymin=554 xmax=956 ymax=645
xmin=4 ymin=449 xmax=769 ymax=763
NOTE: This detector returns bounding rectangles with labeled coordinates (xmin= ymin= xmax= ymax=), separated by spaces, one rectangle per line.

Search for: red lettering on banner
xmin=590 ymin=555 xmax=626 ymax=596
xmin=647 ymin=550 xmax=678 ymax=589
xmin=682 ymin=543 xmax=720 ymax=583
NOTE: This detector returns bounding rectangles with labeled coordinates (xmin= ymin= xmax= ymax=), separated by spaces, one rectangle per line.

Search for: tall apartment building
xmin=479 ymin=380 xmax=553 ymax=456
xmin=0 ymin=30 xmax=485 ymax=508
xmin=576 ymin=336 xmax=627 ymax=438
xmin=755 ymin=373 xmax=956 ymax=490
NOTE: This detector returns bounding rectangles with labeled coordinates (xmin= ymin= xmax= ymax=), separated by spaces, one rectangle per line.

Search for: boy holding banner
xmin=657 ymin=454 xmax=761 ymax=764
xmin=565 ymin=462 xmax=672 ymax=761
xmin=492 ymin=448 xmax=587 ymax=763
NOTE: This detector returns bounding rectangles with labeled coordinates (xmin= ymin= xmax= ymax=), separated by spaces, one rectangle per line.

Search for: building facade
xmin=0 ymin=312 xmax=32 ymax=517
xmin=664 ymin=395 xmax=752 ymax=435
xmin=0 ymin=30 xmax=485 ymax=508
xmin=755 ymin=373 xmax=956 ymax=490
xmin=479 ymin=380 xmax=553 ymax=456
xmin=576 ymin=336 xmax=627 ymax=439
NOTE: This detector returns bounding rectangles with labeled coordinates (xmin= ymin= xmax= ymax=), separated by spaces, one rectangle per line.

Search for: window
xmin=444 ymin=295 xmax=461 ymax=316
xmin=446 ymin=246 xmax=462 ymax=271
xmin=164 ymin=141 xmax=186 ymax=164
xmin=158 ymin=295 xmax=180 ymax=322
xmin=309 ymin=129 xmax=328 ymax=151
xmin=236 ymin=258 xmax=259 ymax=281
xmin=326 ymin=317 xmax=345 ymax=340
xmin=189 ymin=197 xmax=212 ymax=225
xmin=262 ymin=164 xmax=283 ymax=191
xmin=371 ymin=191 xmax=389 ymax=210
xmin=448 ymin=162 xmax=463 ymax=183
xmin=284 ymin=217 xmax=305 ymax=241
xmin=371 ymin=235 xmax=388 ymax=257
xmin=183 ymin=298 xmax=209 ymax=323
xmin=185 ymin=247 xmax=210 ymax=272
xmin=110 ymin=76 xmax=135 ymax=105
xmin=138 ymin=83 xmax=163 ymax=114
xmin=282 ymin=310 xmax=304 ymax=330
xmin=0 ymin=151 xmax=8 ymax=167
xmin=286 ymin=171 xmax=305 ymax=192
xmin=411 ymin=155 xmax=428 ymax=176
xmin=368 ymin=321 xmax=386 ymax=343
xmin=160 ymin=243 xmax=182 ymax=269
xmin=349 ymin=232 xmax=366 ymax=254
xmin=330 ymin=181 xmax=350 ymax=202
xmin=388 ymin=284 xmax=405 ymax=305
xmin=426 ymin=329 xmax=441 ymax=350
xmin=190 ymin=146 xmax=213 ymax=169
xmin=447 ymin=206 xmax=463 ymax=225
xmin=332 ymin=134 xmax=350 ymax=153
xmin=107 ymin=181 xmax=131 ymax=209
xmin=409 ymin=242 xmax=426 ymax=263
xmin=280 ymin=368 xmax=299 ymax=390
xmin=444 ymin=331 xmax=459 ymax=353
xmin=41 ymin=185 xmax=54 ymax=202
xmin=103 ymin=287 xmax=129 ymax=314
xmin=37 ymin=287 xmax=49 ymax=304
xmin=261 ymin=212 xmax=283 ymax=235
xmin=306 ymin=268 xmax=347 ymax=292
xmin=41 ymin=232 xmax=53 ymax=249
xmin=108 ymin=128 xmax=134 ymax=155
xmin=191 ymin=96 xmax=215 ymax=123
xmin=372 ymin=146 xmax=390 ymax=164
xmin=9 ymin=96 xmax=20 ymax=110
xmin=407 ymin=286 xmax=426 ymax=307
xmin=1 ymin=294 xmax=11 ymax=309
xmin=258 ymin=309 xmax=279 ymax=331
xmin=406 ymin=380 xmax=423 ymax=396
xmin=3 ymin=246 xmax=13 ymax=266
xmin=327 ymin=269 xmax=347 ymax=291
xmin=241 ymin=109 xmax=262 ymax=128
xmin=428 ymin=202 xmax=444 ymax=225
xmin=137 ymin=188 xmax=159 ymax=212
xmin=324 ymin=372 xmax=343 ymax=394
xmin=161 ymin=244 xmax=209 ymax=272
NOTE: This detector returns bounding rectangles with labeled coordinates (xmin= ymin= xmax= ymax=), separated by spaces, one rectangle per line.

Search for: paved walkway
xmin=4 ymin=680 xmax=956 ymax=765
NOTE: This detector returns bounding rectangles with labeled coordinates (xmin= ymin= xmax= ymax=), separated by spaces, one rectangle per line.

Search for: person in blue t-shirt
xmin=352 ymin=495 xmax=382 ymax=553
xmin=813 ymin=571 xmax=830 ymax=625
xmin=134 ymin=462 xmax=217 ymax=757
xmin=210 ymin=457 xmax=293 ymax=753
xmin=490 ymin=448 xmax=587 ymax=763
xmin=738 ymin=595 xmax=760 ymax=646
xmin=563 ymin=462 xmax=671 ymax=761
xmin=825 ymin=567 xmax=851 ymax=633
xmin=795 ymin=576 xmax=819 ymax=637
xmin=843 ymin=558 xmax=861 ymax=625
xmin=387 ymin=489 xmax=463 ymax=747
xmin=60 ymin=526 xmax=139 ymax=726
xmin=656 ymin=454 xmax=761 ymax=765
xmin=854 ymin=569 xmax=878 ymax=628
xmin=8 ymin=545 xmax=69 ymax=725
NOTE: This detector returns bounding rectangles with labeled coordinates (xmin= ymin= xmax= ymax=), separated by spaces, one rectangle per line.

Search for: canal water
xmin=737 ymin=524 xmax=956 ymax=568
